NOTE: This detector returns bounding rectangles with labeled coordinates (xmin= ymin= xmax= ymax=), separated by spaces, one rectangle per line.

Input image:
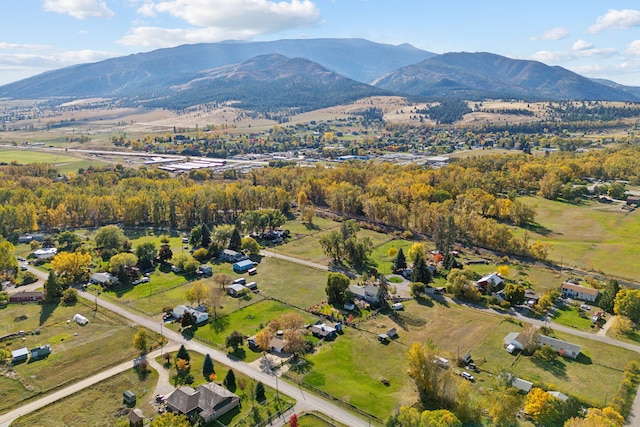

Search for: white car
xmin=580 ymin=304 xmax=591 ymax=311
xmin=391 ymin=302 xmax=404 ymax=311
xmin=461 ymin=371 xmax=475 ymax=382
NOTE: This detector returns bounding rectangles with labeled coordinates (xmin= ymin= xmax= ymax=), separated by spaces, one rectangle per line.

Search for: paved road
xmin=4 ymin=265 xmax=48 ymax=295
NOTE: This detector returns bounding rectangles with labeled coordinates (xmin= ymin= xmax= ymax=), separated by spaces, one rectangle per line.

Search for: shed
xmin=30 ymin=344 xmax=51 ymax=360
xmin=227 ymin=283 xmax=246 ymax=297
xmin=377 ymin=333 xmax=389 ymax=342
xmin=511 ymin=377 xmax=533 ymax=393
xmin=123 ymin=390 xmax=136 ymax=405
xmin=128 ymin=408 xmax=145 ymax=427
xmin=386 ymin=327 xmax=398 ymax=338
xmin=73 ymin=313 xmax=89 ymax=325
xmin=198 ymin=264 xmax=212 ymax=276
xmin=11 ymin=347 xmax=29 ymax=364
xmin=233 ymin=259 xmax=254 ymax=273
xmin=311 ymin=323 xmax=337 ymax=338
xmin=245 ymin=281 xmax=257 ymax=291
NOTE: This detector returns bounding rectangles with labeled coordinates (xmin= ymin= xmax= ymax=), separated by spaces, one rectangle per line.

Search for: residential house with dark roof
xmin=165 ymin=382 xmax=240 ymax=423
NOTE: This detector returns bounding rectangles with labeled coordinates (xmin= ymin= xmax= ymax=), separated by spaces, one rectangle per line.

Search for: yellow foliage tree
xmin=496 ymin=265 xmax=510 ymax=278
xmin=185 ymin=281 xmax=208 ymax=305
xmin=524 ymin=387 xmax=562 ymax=425
xmin=175 ymin=358 xmax=190 ymax=373
xmin=51 ymin=251 xmax=92 ymax=285
xmin=408 ymin=243 xmax=426 ymax=264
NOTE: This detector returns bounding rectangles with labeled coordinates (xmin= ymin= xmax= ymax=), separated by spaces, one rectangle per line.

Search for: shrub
xmin=62 ymin=288 xmax=78 ymax=305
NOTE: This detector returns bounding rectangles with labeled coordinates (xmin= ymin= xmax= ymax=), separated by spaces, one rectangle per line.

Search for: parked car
xmin=466 ymin=363 xmax=479 ymax=373
xmin=248 ymin=268 xmax=257 ymax=275
xmin=461 ymin=371 xmax=475 ymax=382
xmin=391 ymin=302 xmax=404 ymax=311
xmin=580 ymin=304 xmax=591 ymax=311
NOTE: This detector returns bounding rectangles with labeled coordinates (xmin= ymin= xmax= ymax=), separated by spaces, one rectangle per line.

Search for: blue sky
xmin=2 ymin=1 xmax=640 ymax=85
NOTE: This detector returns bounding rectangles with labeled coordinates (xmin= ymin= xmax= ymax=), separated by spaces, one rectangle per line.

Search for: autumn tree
xmin=496 ymin=265 xmax=510 ymax=278
xmin=484 ymin=383 xmax=523 ymax=427
xmin=614 ymin=289 xmax=640 ymax=322
xmin=95 ymin=225 xmax=128 ymax=256
xmin=133 ymin=328 xmax=148 ymax=354
xmin=612 ymin=316 xmax=634 ymax=336
xmin=57 ymin=231 xmax=83 ymax=252
xmin=564 ymin=407 xmax=624 ymax=427
xmin=108 ymin=252 xmax=138 ymax=275
xmin=288 ymin=413 xmax=300 ymax=427
xmin=325 ymin=272 xmax=350 ymax=305
xmin=503 ymin=283 xmax=526 ymax=306
xmin=407 ymin=243 xmax=426 ymax=264
xmin=406 ymin=340 xmax=457 ymax=406
xmin=185 ymin=281 xmax=208 ymax=305
xmin=447 ymin=268 xmax=481 ymax=301
xmin=254 ymin=328 xmax=273 ymax=351
xmin=207 ymin=283 xmax=225 ymax=319
xmin=158 ymin=244 xmax=173 ymax=263
xmin=519 ymin=324 xmax=541 ymax=353
xmin=241 ymin=236 xmax=260 ymax=255
xmin=433 ymin=214 xmax=457 ymax=255
xmin=225 ymin=330 xmax=244 ymax=351
xmin=51 ymin=251 xmax=92 ymax=285
xmin=0 ymin=240 xmax=17 ymax=278
xmin=524 ymin=387 xmax=562 ymax=426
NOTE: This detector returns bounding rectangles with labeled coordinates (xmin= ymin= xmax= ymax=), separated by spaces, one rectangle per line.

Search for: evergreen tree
xmin=229 ymin=228 xmax=242 ymax=251
xmin=377 ymin=275 xmax=390 ymax=307
xmin=224 ymin=369 xmax=236 ymax=392
xmin=202 ymin=354 xmax=215 ymax=380
xmin=411 ymin=255 xmax=432 ymax=284
xmin=255 ymin=381 xmax=266 ymax=402
xmin=201 ymin=224 xmax=211 ymax=248
xmin=176 ymin=344 xmax=190 ymax=362
xmin=599 ymin=279 xmax=620 ymax=313
xmin=393 ymin=248 xmax=407 ymax=272
xmin=44 ymin=271 xmax=63 ymax=301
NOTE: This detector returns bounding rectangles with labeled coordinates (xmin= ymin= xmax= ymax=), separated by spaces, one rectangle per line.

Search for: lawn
xmin=287 ymin=300 xmax=503 ymax=421
xmin=10 ymin=367 xmax=158 ymax=427
xmin=550 ymin=304 xmax=597 ymax=332
xmin=518 ymin=196 xmax=640 ymax=281
xmin=369 ymin=238 xmax=414 ymax=276
xmin=188 ymin=299 xmax=316 ymax=362
xmin=0 ymin=300 xmax=160 ymax=414
xmin=0 ymin=149 xmax=106 ymax=174
xmin=471 ymin=319 xmax=640 ymax=408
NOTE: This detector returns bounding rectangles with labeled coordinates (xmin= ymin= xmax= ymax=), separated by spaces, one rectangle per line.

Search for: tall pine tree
xmin=201 ymin=224 xmax=211 ymax=248
xmin=411 ymin=255 xmax=432 ymax=284
xmin=224 ymin=369 xmax=236 ymax=392
xmin=202 ymin=353 xmax=215 ymax=380
xmin=176 ymin=344 xmax=190 ymax=362
xmin=229 ymin=228 xmax=242 ymax=251
xmin=393 ymin=247 xmax=407 ymax=272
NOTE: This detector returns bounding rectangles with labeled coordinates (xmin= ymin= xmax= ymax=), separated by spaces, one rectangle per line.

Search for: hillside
xmin=0 ymin=38 xmax=433 ymax=99
xmin=143 ymin=54 xmax=390 ymax=110
xmin=373 ymin=52 xmax=639 ymax=102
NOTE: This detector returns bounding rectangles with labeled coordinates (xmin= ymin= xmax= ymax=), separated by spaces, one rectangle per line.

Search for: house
xmin=511 ymin=377 xmax=533 ymax=393
xmin=73 ymin=313 xmax=89 ymax=325
xmin=198 ymin=264 xmax=212 ymax=276
xmin=311 ymin=323 xmax=337 ymax=339
xmin=172 ymin=305 xmax=209 ymax=324
xmin=18 ymin=233 xmax=45 ymax=243
xmin=123 ymin=390 xmax=136 ymax=405
xmin=504 ymin=332 xmax=581 ymax=359
xmin=227 ymin=283 xmax=246 ymax=297
xmin=30 ymin=344 xmax=51 ymax=360
xmin=9 ymin=291 xmax=44 ymax=303
xmin=524 ymin=290 xmax=541 ymax=306
xmin=561 ymin=282 xmax=599 ymax=302
xmin=90 ymin=272 xmax=118 ymax=286
xmin=11 ymin=347 xmax=28 ymax=364
xmin=33 ymin=247 xmax=57 ymax=259
xmin=220 ymin=249 xmax=248 ymax=263
xmin=165 ymin=382 xmax=240 ymax=423
xmin=247 ymin=335 xmax=287 ymax=353
xmin=476 ymin=273 xmax=504 ymax=293
xmin=348 ymin=283 xmax=380 ymax=305
xmin=233 ymin=259 xmax=254 ymax=274
xmin=128 ymin=408 xmax=145 ymax=427
xmin=548 ymin=391 xmax=569 ymax=402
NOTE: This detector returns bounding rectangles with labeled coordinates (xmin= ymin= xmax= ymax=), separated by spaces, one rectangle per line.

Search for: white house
xmin=349 ymin=283 xmax=380 ymax=305
xmin=476 ymin=273 xmax=504 ymax=292
xmin=561 ymin=282 xmax=599 ymax=302
xmin=504 ymin=332 xmax=581 ymax=359
xmin=90 ymin=272 xmax=118 ymax=286
xmin=33 ymin=247 xmax=57 ymax=259
xmin=172 ymin=305 xmax=209 ymax=324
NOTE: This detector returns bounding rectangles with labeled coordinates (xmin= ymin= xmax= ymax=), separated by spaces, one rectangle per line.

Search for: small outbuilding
xmin=123 ymin=390 xmax=136 ymax=405
xmin=30 ymin=344 xmax=51 ymax=361
xmin=128 ymin=408 xmax=145 ymax=427
xmin=233 ymin=259 xmax=254 ymax=273
xmin=227 ymin=283 xmax=246 ymax=297
xmin=11 ymin=347 xmax=29 ymax=364
xmin=73 ymin=313 xmax=89 ymax=325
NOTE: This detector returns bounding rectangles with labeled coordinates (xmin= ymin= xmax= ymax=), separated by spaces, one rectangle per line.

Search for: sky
xmin=2 ymin=1 xmax=640 ymax=86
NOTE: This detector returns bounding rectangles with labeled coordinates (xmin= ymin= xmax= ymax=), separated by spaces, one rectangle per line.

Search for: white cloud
xmin=124 ymin=0 xmax=320 ymax=47
xmin=572 ymin=40 xmax=593 ymax=51
xmin=529 ymin=47 xmax=617 ymax=63
xmin=0 ymin=42 xmax=52 ymax=51
xmin=588 ymin=9 xmax=640 ymax=33
xmin=530 ymin=27 xmax=569 ymax=41
xmin=43 ymin=0 xmax=114 ymax=19
xmin=626 ymin=40 xmax=640 ymax=56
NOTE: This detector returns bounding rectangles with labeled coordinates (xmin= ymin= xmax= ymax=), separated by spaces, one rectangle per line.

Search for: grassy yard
xmin=187 ymin=299 xmax=316 ymax=362
xmin=0 ymin=149 xmax=106 ymax=174
xmin=518 ymin=196 xmax=640 ymax=281
xmin=10 ymin=367 xmax=158 ymax=427
xmin=0 ymin=300 xmax=160 ymax=414
xmin=287 ymin=300 xmax=503 ymax=421
xmin=550 ymin=304 xmax=598 ymax=332
xmin=471 ymin=319 xmax=640 ymax=408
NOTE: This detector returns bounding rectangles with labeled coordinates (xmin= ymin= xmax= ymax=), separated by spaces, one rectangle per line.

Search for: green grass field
xmin=471 ymin=320 xmax=640 ymax=407
xmin=0 ymin=149 xmax=106 ymax=174
xmin=0 ymin=300 xmax=159 ymax=414
xmin=518 ymin=196 xmax=640 ymax=281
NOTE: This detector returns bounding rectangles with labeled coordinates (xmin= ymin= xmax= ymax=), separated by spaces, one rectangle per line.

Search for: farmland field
xmin=0 ymin=149 xmax=106 ymax=173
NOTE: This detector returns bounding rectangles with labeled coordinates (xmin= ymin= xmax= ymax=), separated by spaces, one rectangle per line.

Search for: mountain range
xmin=0 ymin=38 xmax=638 ymax=110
